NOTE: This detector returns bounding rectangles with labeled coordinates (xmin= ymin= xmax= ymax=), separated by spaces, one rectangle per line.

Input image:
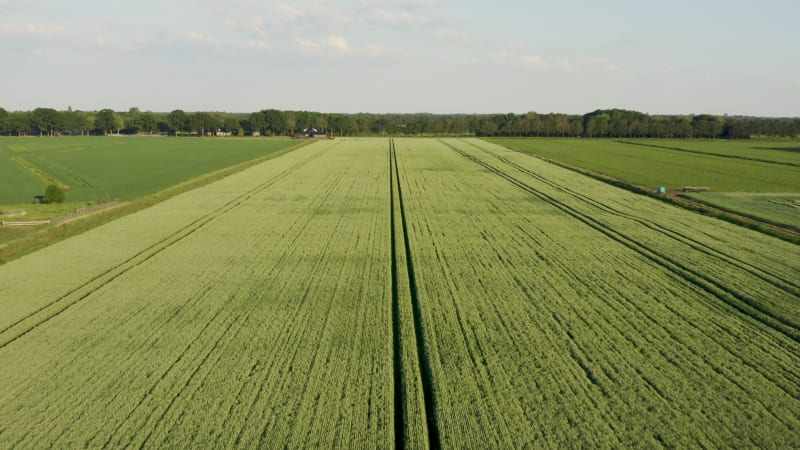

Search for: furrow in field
xmin=211 ymin=139 xmax=394 ymax=448
xmin=390 ymin=138 xmax=432 ymax=450
xmin=393 ymin=140 xmax=548 ymax=447
xmin=54 ymin=163 xmax=353 ymax=448
xmin=393 ymin=147 xmax=584 ymax=445
xmin=468 ymin=140 xmax=800 ymax=343
xmin=2 ymin=137 xmax=798 ymax=448
xmin=394 ymin=138 xmax=800 ymax=447
xmin=463 ymin=143 xmax=800 ymax=397
xmin=214 ymin=169 xmax=358 ymax=446
xmin=392 ymin=138 xmax=442 ymax=449
xmin=463 ymin=139 xmax=800 ymax=295
xmin=102 ymin=294 xmax=240 ymax=449
xmin=228 ymin=163 xmax=359 ymax=446
xmin=390 ymin=139 xmax=404 ymax=449
xmin=0 ymin=138 xmax=396 ymax=448
xmin=279 ymin=235 xmax=357 ymax=448
xmin=0 ymin=142 xmax=332 ymax=345
xmin=447 ymin=139 xmax=800 ymax=401
xmin=442 ymin=139 xmax=800 ymax=343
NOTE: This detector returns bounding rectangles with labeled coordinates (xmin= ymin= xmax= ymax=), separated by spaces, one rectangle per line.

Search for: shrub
xmin=43 ymin=184 xmax=65 ymax=204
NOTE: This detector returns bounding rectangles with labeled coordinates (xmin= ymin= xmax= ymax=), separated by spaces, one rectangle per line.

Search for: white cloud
xmin=576 ymin=57 xmax=620 ymax=72
xmin=276 ymin=3 xmax=353 ymax=33
xmin=362 ymin=43 xmax=406 ymax=58
xmin=368 ymin=8 xmax=430 ymax=27
xmin=490 ymin=51 xmax=549 ymax=68
xmin=182 ymin=31 xmax=219 ymax=47
xmin=298 ymin=34 xmax=351 ymax=53
xmin=275 ymin=4 xmax=302 ymax=22
xmin=433 ymin=27 xmax=472 ymax=43
xmin=400 ymin=0 xmax=439 ymax=6
xmin=364 ymin=0 xmax=438 ymax=8
xmin=0 ymin=21 xmax=79 ymax=54
xmin=490 ymin=50 xmax=619 ymax=72
xmin=519 ymin=54 xmax=545 ymax=67
xmin=0 ymin=22 xmax=65 ymax=38
xmin=323 ymin=35 xmax=350 ymax=51
xmin=109 ymin=1 xmax=445 ymax=62
xmin=215 ymin=3 xmax=352 ymax=39
xmin=175 ymin=31 xmax=269 ymax=53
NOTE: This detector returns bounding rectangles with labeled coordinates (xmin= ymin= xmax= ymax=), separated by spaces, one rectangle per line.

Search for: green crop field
xmin=0 ymin=137 xmax=300 ymax=204
xmin=0 ymin=147 xmax=43 ymax=203
xmin=490 ymin=138 xmax=800 ymax=228
xmin=0 ymin=138 xmax=798 ymax=448
xmin=488 ymin=138 xmax=800 ymax=192
xmin=689 ymin=192 xmax=800 ymax=229
xmin=632 ymin=139 xmax=800 ymax=166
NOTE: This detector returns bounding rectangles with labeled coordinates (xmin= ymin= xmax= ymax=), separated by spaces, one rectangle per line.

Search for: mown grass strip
xmin=11 ymin=156 xmax=66 ymax=187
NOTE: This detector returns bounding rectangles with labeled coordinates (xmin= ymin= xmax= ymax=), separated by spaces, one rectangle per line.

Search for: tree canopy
xmin=43 ymin=184 xmax=65 ymax=204
xmin=95 ymin=109 xmax=122 ymax=135
xmin=0 ymin=106 xmax=797 ymax=139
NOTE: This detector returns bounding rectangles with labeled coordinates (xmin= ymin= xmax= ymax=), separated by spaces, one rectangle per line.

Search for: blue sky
xmin=1 ymin=0 xmax=798 ymax=116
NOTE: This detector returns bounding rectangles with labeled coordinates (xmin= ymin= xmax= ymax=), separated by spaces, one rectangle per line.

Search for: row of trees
xmin=0 ymin=106 xmax=798 ymax=139
xmin=0 ymin=107 xmax=246 ymax=137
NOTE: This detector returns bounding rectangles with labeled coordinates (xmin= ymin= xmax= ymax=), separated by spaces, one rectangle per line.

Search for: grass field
xmin=631 ymin=139 xmax=800 ymax=166
xmin=685 ymin=192 xmax=800 ymax=229
xmin=0 ymin=137 xmax=300 ymax=204
xmin=0 ymin=148 xmax=43 ymax=203
xmin=0 ymin=138 xmax=798 ymax=448
xmin=490 ymin=138 xmax=800 ymax=228
xmin=0 ymin=201 xmax=96 ymax=250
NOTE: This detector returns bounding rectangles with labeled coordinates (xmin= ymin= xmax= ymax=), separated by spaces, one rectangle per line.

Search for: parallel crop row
xmin=0 ymin=144 xmax=330 ymax=350
xmin=390 ymin=138 xmax=436 ymax=449
xmin=0 ymin=139 xmax=397 ymax=448
xmin=1 ymin=137 xmax=798 ymax=449
xmin=392 ymin=138 xmax=800 ymax=448
xmin=450 ymin=139 xmax=800 ymax=340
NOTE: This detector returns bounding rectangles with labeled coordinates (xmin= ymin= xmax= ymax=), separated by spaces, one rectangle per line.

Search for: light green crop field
xmin=0 ymin=137 xmax=300 ymax=204
xmin=490 ymin=138 xmax=800 ymax=228
xmin=0 ymin=138 xmax=798 ymax=448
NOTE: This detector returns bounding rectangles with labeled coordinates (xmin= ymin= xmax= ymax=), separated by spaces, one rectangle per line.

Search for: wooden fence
xmin=49 ymin=200 xmax=119 ymax=225
xmin=2 ymin=220 xmax=50 ymax=227
xmin=2 ymin=200 xmax=118 ymax=227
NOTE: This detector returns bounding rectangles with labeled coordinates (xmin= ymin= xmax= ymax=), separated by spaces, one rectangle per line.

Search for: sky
xmin=1 ymin=0 xmax=799 ymax=116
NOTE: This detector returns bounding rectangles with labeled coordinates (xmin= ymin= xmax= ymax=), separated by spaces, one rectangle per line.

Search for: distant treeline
xmin=0 ymin=106 xmax=798 ymax=139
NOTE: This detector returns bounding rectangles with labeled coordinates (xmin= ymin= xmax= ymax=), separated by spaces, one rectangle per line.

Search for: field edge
xmin=0 ymin=139 xmax=314 ymax=265
xmin=486 ymin=139 xmax=800 ymax=245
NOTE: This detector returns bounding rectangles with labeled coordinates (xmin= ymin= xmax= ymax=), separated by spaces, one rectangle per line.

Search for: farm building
xmin=304 ymin=127 xmax=327 ymax=138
